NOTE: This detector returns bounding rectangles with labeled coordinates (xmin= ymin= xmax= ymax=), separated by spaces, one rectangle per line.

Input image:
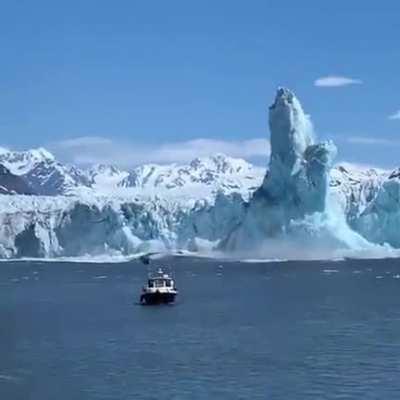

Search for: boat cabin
xmin=145 ymin=268 xmax=176 ymax=291
xmin=147 ymin=276 xmax=174 ymax=289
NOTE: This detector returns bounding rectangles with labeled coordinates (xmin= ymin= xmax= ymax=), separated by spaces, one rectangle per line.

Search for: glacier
xmin=0 ymin=88 xmax=400 ymax=260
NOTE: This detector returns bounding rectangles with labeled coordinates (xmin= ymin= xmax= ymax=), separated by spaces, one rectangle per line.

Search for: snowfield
xmin=0 ymin=89 xmax=399 ymax=260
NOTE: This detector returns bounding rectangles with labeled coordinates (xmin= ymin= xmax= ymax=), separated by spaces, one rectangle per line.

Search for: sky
xmin=0 ymin=0 xmax=399 ymax=168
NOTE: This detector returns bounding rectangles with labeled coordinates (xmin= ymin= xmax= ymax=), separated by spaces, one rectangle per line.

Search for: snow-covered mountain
xmin=86 ymin=164 xmax=129 ymax=191
xmin=0 ymin=146 xmax=387 ymax=206
xmin=117 ymin=154 xmax=264 ymax=200
xmin=0 ymin=164 xmax=35 ymax=195
xmin=0 ymin=148 xmax=265 ymax=201
xmin=73 ymin=154 xmax=265 ymax=201
xmin=0 ymin=147 xmax=90 ymax=195
xmin=0 ymin=147 xmax=55 ymax=175
xmin=0 ymin=89 xmax=400 ymax=260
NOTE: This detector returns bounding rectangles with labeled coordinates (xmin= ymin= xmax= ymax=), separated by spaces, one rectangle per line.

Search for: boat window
xmin=148 ymin=280 xmax=154 ymax=288
xmin=154 ymin=279 xmax=164 ymax=288
xmin=165 ymin=280 xmax=171 ymax=287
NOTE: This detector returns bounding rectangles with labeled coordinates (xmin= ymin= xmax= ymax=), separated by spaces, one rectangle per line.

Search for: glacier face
xmin=352 ymin=170 xmax=400 ymax=248
xmin=0 ymin=192 xmax=247 ymax=259
xmin=0 ymin=89 xmax=399 ymax=260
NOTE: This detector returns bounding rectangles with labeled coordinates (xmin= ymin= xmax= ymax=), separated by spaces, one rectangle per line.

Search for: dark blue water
xmin=1 ymin=257 xmax=400 ymax=399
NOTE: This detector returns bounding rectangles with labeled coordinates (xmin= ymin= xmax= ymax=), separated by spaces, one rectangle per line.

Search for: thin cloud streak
xmin=57 ymin=136 xmax=113 ymax=148
xmin=314 ymin=75 xmax=363 ymax=87
xmin=346 ymin=136 xmax=394 ymax=146
xmin=51 ymin=136 xmax=271 ymax=167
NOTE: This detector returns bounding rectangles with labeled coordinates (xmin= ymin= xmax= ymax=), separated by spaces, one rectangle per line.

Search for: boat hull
xmin=140 ymin=291 xmax=176 ymax=305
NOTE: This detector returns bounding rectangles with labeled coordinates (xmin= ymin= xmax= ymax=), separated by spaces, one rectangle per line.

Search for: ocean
xmin=1 ymin=256 xmax=400 ymax=399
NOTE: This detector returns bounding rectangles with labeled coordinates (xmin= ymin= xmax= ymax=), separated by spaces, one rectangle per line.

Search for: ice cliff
xmin=352 ymin=169 xmax=400 ymax=248
xmin=0 ymin=191 xmax=247 ymax=259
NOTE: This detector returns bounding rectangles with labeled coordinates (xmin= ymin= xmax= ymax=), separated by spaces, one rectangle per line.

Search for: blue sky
xmin=0 ymin=0 xmax=399 ymax=167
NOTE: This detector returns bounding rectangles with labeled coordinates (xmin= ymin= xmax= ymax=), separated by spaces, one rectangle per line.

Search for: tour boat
xmin=140 ymin=268 xmax=178 ymax=305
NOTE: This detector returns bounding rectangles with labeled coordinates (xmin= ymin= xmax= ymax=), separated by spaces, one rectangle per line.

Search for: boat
xmin=140 ymin=268 xmax=178 ymax=305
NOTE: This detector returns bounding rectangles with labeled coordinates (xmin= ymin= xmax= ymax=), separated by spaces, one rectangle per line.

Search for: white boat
xmin=140 ymin=268 xmax=178 ymax=305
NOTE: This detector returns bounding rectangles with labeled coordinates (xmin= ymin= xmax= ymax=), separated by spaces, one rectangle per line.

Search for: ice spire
xmin=268 ymin=87 xmax=314 ymax=175
xmin=260 ymin=88 xmax=336 ymax=213
xmin=222 ymin=88 xmax=364 ymax=255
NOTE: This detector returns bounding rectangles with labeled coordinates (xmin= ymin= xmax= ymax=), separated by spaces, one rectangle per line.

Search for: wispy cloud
xmin=345 ymin=136 xmax=394 ymax=146
xmin=329 ymin=134 xmax=399 ymax=169
xmin=314 ymin=75 xmax=363 ymax=88
xmin=50 ymin=136 xmax=271 ymax=167
xmin=57 ymin=136 xmax=113 ymax=148
xmin=388 ymin=110 xmax=400 ymax=120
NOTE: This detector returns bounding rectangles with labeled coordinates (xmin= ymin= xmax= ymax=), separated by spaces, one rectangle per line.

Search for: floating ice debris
xmin=93 ymin=275 xmax=107 ymax=280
